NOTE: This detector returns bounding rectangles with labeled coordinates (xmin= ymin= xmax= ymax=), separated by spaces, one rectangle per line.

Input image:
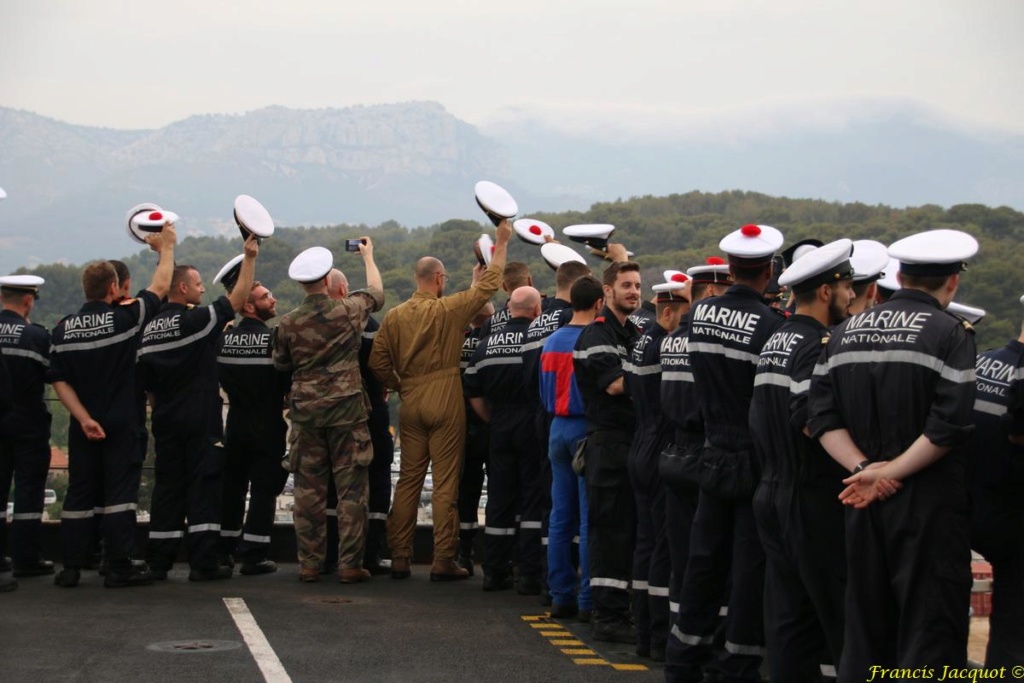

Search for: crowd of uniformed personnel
xmin=0 ymin=214 xmax=1022 ymax=682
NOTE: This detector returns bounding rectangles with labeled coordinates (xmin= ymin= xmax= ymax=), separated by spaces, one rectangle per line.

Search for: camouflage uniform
xmin=274 ymin=287 xmax=383 ymax=572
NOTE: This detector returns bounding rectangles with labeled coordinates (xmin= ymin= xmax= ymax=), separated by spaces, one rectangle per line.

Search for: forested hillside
xmin=19 ymin=190 xmax=1024 ymax=351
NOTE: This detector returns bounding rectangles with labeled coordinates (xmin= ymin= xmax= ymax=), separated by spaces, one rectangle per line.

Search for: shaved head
xmin=509 ymin=286 xmax=542 ymax=318
xmin=326 ymin=268 xmax=348 ymax=300
xmin=415 ymin=257 xmax=444 ymax=280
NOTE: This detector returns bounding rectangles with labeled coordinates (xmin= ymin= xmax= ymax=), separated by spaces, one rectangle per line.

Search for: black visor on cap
xmin=790 ymin=260 xmax=856 ymax=295
xmin=898 ymin=261 xmax=966 ymax=277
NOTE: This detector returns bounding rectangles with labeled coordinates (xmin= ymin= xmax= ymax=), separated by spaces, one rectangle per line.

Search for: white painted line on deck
xmin=223 ymin=597 xmax=293 ymax=683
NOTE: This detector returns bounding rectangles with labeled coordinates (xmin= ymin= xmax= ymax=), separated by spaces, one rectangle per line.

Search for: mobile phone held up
xmin=345 ymin=238 xmax=366 ymax=252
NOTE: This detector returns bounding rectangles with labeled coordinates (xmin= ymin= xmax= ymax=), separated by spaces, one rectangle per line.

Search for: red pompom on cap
xmin=529 ymin=225 xmax=542 ymax=235
xmin=706 ymin=256 xmax=725 ymax=265
xmin=148 ymin=212 xmax=163 ymax=221
xmin=740 ymin=224 xmax=761 ymax=237
xmin=671 ymin=273 xmax=689 ymax=282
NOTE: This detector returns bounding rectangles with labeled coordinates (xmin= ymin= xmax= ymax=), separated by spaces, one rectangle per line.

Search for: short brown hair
xmin=555 ymin=261 xmax=591 ymax=290
xmin=602 ymin=261 xmax=640 ymax=287
xmin=503 ymin=262 xmax=532 ymax=290
xmin=245 ymin=281 xmax=263 ymax=303
xmin=82 ymin=261 xmax=118 ymax=301
xmin=900 ymin=273 xmax=951 ymax=293
xmin=570 ymin=276 xmax=604 ymax=311
xmin=171 ymin=265 xmax=197 ymax=292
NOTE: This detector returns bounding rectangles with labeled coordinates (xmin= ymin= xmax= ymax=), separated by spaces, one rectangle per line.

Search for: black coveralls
xmin=667 ymin=285 xmax=783 ymax=683
xmin=359 ymin=316 xmax=395 ymax=565
xmin=0 ymin=310 xmax=51 ymax=570
xmin=216 ymin=317 xmax=291 ymax=564
xmin=749 ymin=314 xmax=846 ymax=681
xmin=969 ymin=340 xmax=1024 ymax=667
xmin=464 ymin=316 xmax=544 ymax=581
xmin=49 ymin=291 xmax=160 ymax=571
xmin=457 ymin=324 xmax=489 ymax=561
xmin=807 ymin=289 xmax=976 ymax=679
xmin=139 ymin=297 xmax=235 ymax=572
xmin=623 ymin=321 xmax=673 ymax=656
xmin=573 ymin=308 xmax=639 ymax=628
xmin=659 ymin=314 xmax=702 ymax=629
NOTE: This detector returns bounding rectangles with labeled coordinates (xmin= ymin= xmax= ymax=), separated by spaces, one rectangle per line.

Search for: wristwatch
xmin=852 ymin=459 xmax=871 ymax=474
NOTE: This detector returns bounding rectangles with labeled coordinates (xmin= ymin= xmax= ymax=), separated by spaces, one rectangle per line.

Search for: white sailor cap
xmin=947 ymin=302 xmax=985 ymax=324
xmin=540 ymin=243 xmax=586 ymax=271
xmin=288 ymin=247 xmax=333 ymax=283
xmin=876 ymin=258 xmax=901 ymax=292
xmin=234 ymin=195 xmax=275 ymax=242
xmin=850 ymin=240 xmax=889 ymax=283
xmin=719 ymin=224 xmax=784 ymax=263
xmin=0 ymin=186 xmax=6 ymax=201
xmin=888 ymin=229 xmax=978 ymax=277
xmin=125 ymin=203 xmax=177 ymax=244
xmin=686 ymin=256 xmax=734 ymax=285
xmin=474 ymin=234 xmax=495 ymax=267
xmin=781 ymin=239 xmax=823 ymax=268
xmin=1020 ymin=294 xmax=1024 ymax=306
xmin=213 ymin=254 xmax=245 ymax=291
xmin=0 ymin=274 xmax=44 ymax=297
xmin=778 ymin=238 xmax=855 ymax=294
xmin=663 ymin=270 xmax=685 ymax=283
xmin=475 ymin=181 xmax=518 ymax=227
xmin=652 ymin=273 xmax=690 ymax=302
xmin=563 ymin=224 xmax=616 ymax=251
xmin=513 ymin=218 xmax=555 ymax=245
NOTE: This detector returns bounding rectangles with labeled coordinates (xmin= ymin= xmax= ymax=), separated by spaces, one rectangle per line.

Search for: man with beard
xmin=666 ymin=225 xmax=786 ymax=683
xmin=215 ymin=260 xmax=291 ymax=576
xmin=572 ymin=260 xmax=642 ymax=643
xmin=749 ymin=239 xmax=857 ymax=680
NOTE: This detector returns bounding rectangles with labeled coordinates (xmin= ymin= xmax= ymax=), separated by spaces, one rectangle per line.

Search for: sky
xmin=2 ymin=0 xmax=1023 ymax=139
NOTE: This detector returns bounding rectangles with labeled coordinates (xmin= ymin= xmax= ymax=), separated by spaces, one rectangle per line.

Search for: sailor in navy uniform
xmin=464 ymin=287 xmax=545 ymax=593
xmin=624 ymin=276 xmax=690 ymax=661
xmin=0 ymin=354 xmax=11 ymax=592
xmin=660 ymin=258 xmax=733 ymax=630
xmin=139 ymin=236 xmax=260 ymax=581
xmin=0 ymin=275 xmax=54 ymax=579
xmin=968 ymin=301 xmax=1024 ymax=667
xmin=359 ymin=313 xmax=395 ymax=574
xmin=457 ymin=300 xmax=493 ymax=575
xmin=50 ymin=229 xmax=175 ymax=588
xmin=666 ymin=224 xmax=786 ymax=683
xmin=808 ymin=229 xmax=979 ymax=679
xmin=214 ymin=257 xmax=291 ymax=575
xmin=479 ymin=262 xmax=533 ymax=337
xmin=749 ymin=240 xmax=856 ymax=680
xmin=572 ymin=261 xmax=642 ymax=643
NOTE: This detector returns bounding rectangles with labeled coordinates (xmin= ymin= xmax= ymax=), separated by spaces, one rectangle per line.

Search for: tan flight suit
xmin=369 ymin=264 xmax=501 ymax=562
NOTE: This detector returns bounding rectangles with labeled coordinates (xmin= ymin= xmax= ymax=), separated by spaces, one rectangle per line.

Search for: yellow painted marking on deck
xmin=524 ymin=614 xmax=645 ymax=672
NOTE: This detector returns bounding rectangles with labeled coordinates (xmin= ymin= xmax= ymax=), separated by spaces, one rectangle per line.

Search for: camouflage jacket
xmin=273 ymin=287 xmax=383 ymax=428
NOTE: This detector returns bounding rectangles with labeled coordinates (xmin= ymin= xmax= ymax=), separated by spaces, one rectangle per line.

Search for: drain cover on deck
xmin=147 ymin=640 xmax=242 ymax=653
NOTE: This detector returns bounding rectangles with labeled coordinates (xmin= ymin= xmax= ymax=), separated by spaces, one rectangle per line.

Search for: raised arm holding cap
xmin=227 ymin=235 xmax=260 ymax=312
xmin=144 ymin=223 xmax=177 ymax=299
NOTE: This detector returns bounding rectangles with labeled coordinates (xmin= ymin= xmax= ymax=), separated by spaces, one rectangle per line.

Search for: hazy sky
xmin=2 ymin=0 xmax=1022 ymax=138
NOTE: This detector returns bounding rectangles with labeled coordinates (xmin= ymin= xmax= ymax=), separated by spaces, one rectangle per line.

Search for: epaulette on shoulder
xmin=119 ymin=297 xmax=137 ymax=306
xmin=961 ymin=318 xmax=975 ymax=334
xmin=186 ymin=304 xmax=196 ymax=310
xmin=594 ymin=316 xmax=606 ymax=323
xmin=774 ymin=308 xmax=789 ymax=319
xmin=821 ymin=334 xmax=830 ymax=345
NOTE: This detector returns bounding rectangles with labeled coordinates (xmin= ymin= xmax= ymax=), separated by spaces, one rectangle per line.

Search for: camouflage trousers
xmin=291 ymin=422 xmax=372 ymax=571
